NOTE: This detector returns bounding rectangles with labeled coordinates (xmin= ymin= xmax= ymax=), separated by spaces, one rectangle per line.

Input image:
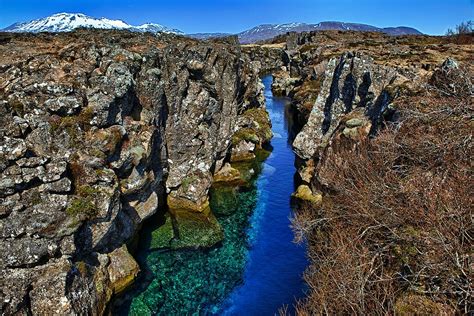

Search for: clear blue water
xmin=113 ymin=75 xmax=307 ymax=315
xmin=221 ymin=75 xmax=307 ymax=315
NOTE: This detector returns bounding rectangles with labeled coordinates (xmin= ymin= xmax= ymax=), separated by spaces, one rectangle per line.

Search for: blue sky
xmin=0 ymin=0 xmax=472 ymax=34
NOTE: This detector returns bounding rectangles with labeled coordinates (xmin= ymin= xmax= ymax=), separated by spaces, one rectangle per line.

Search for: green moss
xmin=91 ymin=148 xmax=107 ymax=160
xmin=209 ymin=186 xmax=239 ymax=216
xmin=181 ymin=176 xmax=198 ymax=191
xmin=233 ymin=108 xmax=272 ymax=146
xmin=77 ymin=185 xmax=101 ymax=198
xmin=149 ymin=214 xmax=175 ymax=249
xmin=66 ymin=197 xmax=99 ymax=219
xmin=48 ymin=107 xmax=95 ymax=148
xmin=170 ymin=208 xmax=224 ymax=249
xmin=232 ymin=128 xmax=259 ymax=145
xmin=66 ymin=185 xmax=101 ymax=219
xmin=242 ymin=108 xmax=270 ymax=129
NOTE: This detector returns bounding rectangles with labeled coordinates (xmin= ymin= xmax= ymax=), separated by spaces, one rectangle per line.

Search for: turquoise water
xmin=113 ymin=75 xmax=307 ymax=315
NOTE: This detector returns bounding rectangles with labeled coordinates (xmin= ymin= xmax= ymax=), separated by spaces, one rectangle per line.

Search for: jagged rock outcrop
xmin=241 ymin=45 xmax=288 ymax=74
xmin=293 ymin=52 xmax=398 ymax=159
xmin=0 ymin=30 xmax=267 ymax=314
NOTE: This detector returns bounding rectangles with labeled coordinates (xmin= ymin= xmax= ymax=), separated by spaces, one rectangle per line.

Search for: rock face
xmin=0 ymin=30 xmax=267 ymax=314
xmin=293 ymin=52 xmax=398 ymax=159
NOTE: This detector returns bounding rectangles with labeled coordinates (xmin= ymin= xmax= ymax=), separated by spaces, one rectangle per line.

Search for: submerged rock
xmin=170 ymin=207 xmax=224 ymax=249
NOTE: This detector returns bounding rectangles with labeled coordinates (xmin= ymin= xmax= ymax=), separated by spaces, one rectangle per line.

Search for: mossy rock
xmin=167 ymin=195 xmax=209 ymax=213
xmin=243 ymin=108 xmax=273 ymax=143
xmin=213 ymin=163 xmax=244 ymax=185
xmin=230 ymin=150 xmax=256 ymax=163
xmin=209 ymin=186 xmax=239 ymax=216
xmin=107 ymin=245 xmax=140 ymax=295
xmin=292 ymin=185 xmax=322 ymax=205
xmin=345 ymin=118 xmax=365 ymax=128
xmin=149 ymin=213 xmax=175 ymax=249
xmin=231 ymin=148 xmax=271 ymax=183
xmin=232 ymin=128 xmax=260 ymax=145
xmin=169 ymin=207 xmax=224 ymax=249
xmin=238 ymin=108 xmax=273 ymax=145
xmin=66 ymin=184 xmax=102 ymax=219
xmin=66 ymin=196 xmax=99 ymax=219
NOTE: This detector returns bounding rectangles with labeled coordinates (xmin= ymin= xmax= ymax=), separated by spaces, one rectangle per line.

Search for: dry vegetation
xmin=291 ymin=62 xmax=473 ymax=314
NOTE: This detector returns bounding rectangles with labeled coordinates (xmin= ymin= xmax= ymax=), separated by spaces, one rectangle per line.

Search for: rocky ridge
xmin=0 ymin=30 xmax=270 ymax=314
xmin=255 ymin=30 xmax=473 ymax=313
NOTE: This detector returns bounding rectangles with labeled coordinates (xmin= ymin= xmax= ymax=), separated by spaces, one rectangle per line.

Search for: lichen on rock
xmin=0 ymin=29 xmax=270 ymax=313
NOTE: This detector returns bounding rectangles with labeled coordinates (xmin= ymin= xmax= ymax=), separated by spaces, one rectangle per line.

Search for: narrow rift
xmin=114 ymin=75 xmax=307 ymax=315
xmin=221 ymin=75 xmax=307 ymax=315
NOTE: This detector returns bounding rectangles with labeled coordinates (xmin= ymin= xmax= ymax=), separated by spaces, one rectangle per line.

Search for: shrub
xmin=445 ymin=21 xmax=474 ymax=45
xmin=292 ymin=64 xmax=473 ymax=314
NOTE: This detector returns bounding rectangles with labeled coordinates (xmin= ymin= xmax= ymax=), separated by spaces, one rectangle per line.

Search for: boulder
xmin=107 ymin=245 xmax=140 ymax=295
xmin=292 ymin=185 xmax=322 ymax=205
xmin=293 ymin=52 xmax=398 ymax=159
xmin=214 ymin=163 xmax=242 ymax=183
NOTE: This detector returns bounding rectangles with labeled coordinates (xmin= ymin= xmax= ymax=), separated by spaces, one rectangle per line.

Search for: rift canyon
xmin=0 ymin=12 xmax=473 ymax=316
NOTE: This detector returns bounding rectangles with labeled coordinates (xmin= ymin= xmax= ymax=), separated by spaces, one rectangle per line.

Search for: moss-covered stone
xmin=213 ymin=163 xmax=243 ymax=185
xmin=167 ymin=195 xmax=210 ymax=213
xmin=169 ymin=207 xmax=224 ymax=249
xmin=209 ymin=186 xmax=239 ymax=216
xmin=181 ymin=176 xmax=199 ymax=191
xmin=65 ymin=184 xmax=102 ymax=219
xmin=66 ymin=196 xmax=99 ymax=219
xmin=231 ymin=108 xmax=272 ymax=153
xmin=149 ymin=213 xmax=175 ymax=249
xmin=292 ymin=185 xmax=322 ymax=205
xmin=232 ymin=128 xmax=260 ymax=145
xmin=345 ymin=118 xmax=365 ymax=128
xmin=242 ymin=108 xmax=273 ymax=144
xmin=107 ymin=245 xmax=140 ymax=295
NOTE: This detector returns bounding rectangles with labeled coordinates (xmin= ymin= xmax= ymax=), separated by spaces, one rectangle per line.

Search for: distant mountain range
xmin=2 ymin=13 xmax=422 ymax=43
xmin=191 ymin=22 xmax=423 ymax=43
xmin=2 ymin=13 xmax=183 ymax=34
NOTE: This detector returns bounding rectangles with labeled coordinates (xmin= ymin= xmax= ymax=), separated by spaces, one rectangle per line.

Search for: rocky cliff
xmin=0 ymin=30 xmax=269 ymax=314
xmin=265 ymin=31 xmax=473 ymax=314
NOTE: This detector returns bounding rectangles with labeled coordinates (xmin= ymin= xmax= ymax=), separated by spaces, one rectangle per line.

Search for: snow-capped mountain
xmin=2 ymin=13 xmax=183 ymax=34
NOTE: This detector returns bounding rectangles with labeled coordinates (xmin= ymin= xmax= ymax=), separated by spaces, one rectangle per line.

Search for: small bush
xmin=445 ymin=21 xmax=474 ymax=45
xmin=292 ymin=63 xmax=473 ymax=314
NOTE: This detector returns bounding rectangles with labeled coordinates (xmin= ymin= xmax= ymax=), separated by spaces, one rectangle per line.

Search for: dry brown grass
xmin=292 ymin=64 xmax=473 ymax=314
